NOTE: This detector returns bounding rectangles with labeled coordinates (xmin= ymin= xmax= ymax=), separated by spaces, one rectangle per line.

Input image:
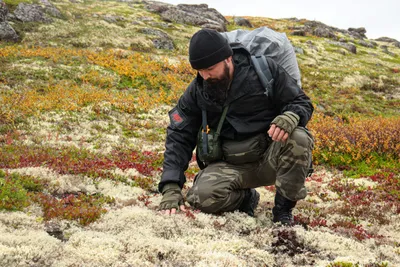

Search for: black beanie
xmin=189 ymin=28 xmax=233 ymax=70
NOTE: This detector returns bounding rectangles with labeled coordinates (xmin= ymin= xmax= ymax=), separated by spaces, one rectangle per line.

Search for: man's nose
xmin=199 ymin=70 xmax=210 ymax=80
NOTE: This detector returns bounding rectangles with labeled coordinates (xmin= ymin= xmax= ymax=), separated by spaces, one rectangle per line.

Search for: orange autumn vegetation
xmin=309 ymin=113 xmax=400 ymax=168
xmin=0 ymin=46 xmax=195 ymax=122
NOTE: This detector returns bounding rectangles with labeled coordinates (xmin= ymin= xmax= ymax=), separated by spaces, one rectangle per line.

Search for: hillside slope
xmin=0 ymin=1 xmax=399 ymax=266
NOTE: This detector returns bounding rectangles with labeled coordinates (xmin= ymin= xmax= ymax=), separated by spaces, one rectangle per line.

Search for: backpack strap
xmin=251 ymin=55 xmax=274 ymax=99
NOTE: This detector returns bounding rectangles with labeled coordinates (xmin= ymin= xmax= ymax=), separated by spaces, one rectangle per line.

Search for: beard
xmin=203 ymin=62 xmax=231 ymax=105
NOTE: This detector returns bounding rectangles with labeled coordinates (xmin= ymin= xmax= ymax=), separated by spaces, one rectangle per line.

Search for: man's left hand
xmin=268 ymin=111 xmax=300 ymax=142
xmin=268 ymin=124 xmax=289 ymax=142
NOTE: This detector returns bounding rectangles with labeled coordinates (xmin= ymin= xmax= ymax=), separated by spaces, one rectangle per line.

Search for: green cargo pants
xmin=186 ymin=127 xmax=314 ymax=214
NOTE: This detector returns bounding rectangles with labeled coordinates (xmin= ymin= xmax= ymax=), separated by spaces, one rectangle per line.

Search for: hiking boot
xmin=272 ymin=191 xmax=297 ymax=225
xmin=238 ymin=188 xmax=260 ymax=217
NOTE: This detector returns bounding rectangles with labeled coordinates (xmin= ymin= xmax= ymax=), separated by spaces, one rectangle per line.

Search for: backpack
xmin=219 ymin=26 xmax=302 ymax=98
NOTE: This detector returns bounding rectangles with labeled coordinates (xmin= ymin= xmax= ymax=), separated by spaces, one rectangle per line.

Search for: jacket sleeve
xmin=267 ymin=57 xmax=314 ymax=127
xmin=158 ymin=81 xmax=202 ymax=192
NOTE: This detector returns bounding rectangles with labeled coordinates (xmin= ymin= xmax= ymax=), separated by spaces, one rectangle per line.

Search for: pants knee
xmin=290 ymin=127 xmax=314 ymax=149
xmin=187 ymin=184 xmax=241 ymax=214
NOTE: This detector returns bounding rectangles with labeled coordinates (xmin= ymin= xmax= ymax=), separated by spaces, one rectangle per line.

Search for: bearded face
xmin=203 ymin=61 xmax=231 ymax=105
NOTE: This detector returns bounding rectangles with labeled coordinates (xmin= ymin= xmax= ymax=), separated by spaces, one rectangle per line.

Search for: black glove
xmin=159 ymin=183 xmax=184 ymax=211
xmin=271 ymin=111 xmax=299 ymax=135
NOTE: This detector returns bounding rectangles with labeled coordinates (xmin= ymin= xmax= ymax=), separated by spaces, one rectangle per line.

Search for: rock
xmin=103 ymin=15 xmax=125 ymax=24
xmin=201 ymin=22 xmax=225 ymax=32
xmin=341 ymin=43 xmax=357 ymax=54
xmin=45 ymin=221 xmax=66 ymax=241
xmin=329 ymin=40 xmax=357 ymax=54
xmin=177 ymin=3 xmax=228 ymax=25
xmin=0 ymin=0 xmax=8 ymax=22
xmin=348 ymin=27 xmax=367 ymax=39
xmin=140 ymin=27 xmax=169 ymax=38
xmin=313 ymin=27 xmax=336 ymax=39
xmin=144 ymin=1 xmax=227 ymax=32
xmin=152 ymin=38 xmax=174 ymax=50
xmin=358 ymin=40 xmax=374 ymax=48
xmin=291 ymin=30 xmax=306 ymax=36
xmin=0 ymin=21 xmax=19 ymax=42
xmin=234 ymin=17 xmax=253 ymax=28
xmin=375 ymin=37 xmax=399 ymax=43
xmin=14 ymin=3 xmax=52 ymax=23
xmin=40 ymin=0 xmax=63 ymax=19
xmin=394 ymin=42 xmax=400 ymax=48
xmin=348 ymin=27 xmax=366 ymax=34
xmin=140 ymin=27 xmax=174 ymax=50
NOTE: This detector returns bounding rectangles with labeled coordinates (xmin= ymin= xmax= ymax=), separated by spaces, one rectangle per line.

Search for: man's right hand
xmin=159 ymin=183 xmax=186 ymax=215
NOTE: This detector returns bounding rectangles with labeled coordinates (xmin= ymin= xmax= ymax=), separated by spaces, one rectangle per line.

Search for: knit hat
xmin=189 ymin=28 xmax=233 ymax=70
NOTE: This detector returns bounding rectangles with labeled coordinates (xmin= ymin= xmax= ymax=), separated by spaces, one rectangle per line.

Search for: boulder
xmin=40 ymin=0 xmax=63 ymax=19
xmin=291 ymin=30 xmax=306 ymax=36
xmin=302 ymin=21 xmax=338 ymax=40
xmin=313 ymin=27 xmax=336 ymax=39
xmin=152 ymin=38 xmax=174 ymax=50
xmin=0 ymin=21 xmax=19 ymax=42
xmin=103 ymin=15 xmax=125 ymax=23
xmin=140 ymin=27 xmax=174 ymax=50
xmin=0 ymin=2 xmax=19 ymax=42
xmin=348 ymin=27 xmax=366 ymax=35
xmin=375 ymin=37 xmax=399 ymax=43
xmin=144 ymin=1 xmax=227 ymax=32
xmin=14 ymin=3 xmax=52 ymax=23
xmin=0 ymin=0 xmax=7 ymax=22
xmin=348 ymin=27 xmax=367 ymax=39
xmin=329 ymin=40 xmax=357 ymax=54
xmin=234 ymin=17 xmax=253 ymax=28
xmin=358 ymin=40 xmax=374 ymax=48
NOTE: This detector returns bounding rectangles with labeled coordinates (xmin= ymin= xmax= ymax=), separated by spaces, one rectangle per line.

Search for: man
xmin=158 ymin=28 xmax=314 ymax=225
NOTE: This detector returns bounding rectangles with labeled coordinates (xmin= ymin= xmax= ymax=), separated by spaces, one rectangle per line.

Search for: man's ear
xmin=225 ymin=56 xmax=233 ymax=64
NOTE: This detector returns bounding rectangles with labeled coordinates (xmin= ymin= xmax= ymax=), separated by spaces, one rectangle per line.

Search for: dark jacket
xmin=158 ymin=45 xmax=313 ymax=192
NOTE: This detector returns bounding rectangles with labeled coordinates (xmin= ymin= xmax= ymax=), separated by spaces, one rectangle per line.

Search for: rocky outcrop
xmin=348 ymin=27 xmax=366 ymax=39
xmin=14 ymin=3 xmax=53 ymax=23
xmin=328 ymin=40 xmax=357 ymax=54
xmin=0 ymin=0 xmax=7 ymax=22
xmin=140 ymin=27 xmax=174 ymax=50
xmin=40 ymin=0 xmax=63 ymax=19
xmin=358 ymin=40 xmax=375 ymax=48
xmin=143 ymin=1 xmax=228 ymax=32
xmin=0 ymin=1 xmax=19 ymax=42
xmin=234 ymin=17 xmax=253 ymax=28
xmin=313 ymin=26 xmax=336 ymax=39
xmin=375 ymin=37 xmax=399 ymax=43
xmin=289 ymin=20 xmax=370 ymax=41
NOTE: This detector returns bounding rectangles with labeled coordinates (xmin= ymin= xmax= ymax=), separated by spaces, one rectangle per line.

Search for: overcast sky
xmin=161 ymin=0 xmax=400 ymax=41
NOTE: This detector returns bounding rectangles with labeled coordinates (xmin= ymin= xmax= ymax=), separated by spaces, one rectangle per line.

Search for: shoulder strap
xmin=216 ymin=105 xmax=229 ymax=136
xmin=251 ymin=55 xmax=274 ymax=99
xmin=201 ymin=110 xmax=208 ymax=154
xmin=200 ymin=105 xmax=229 ymax=154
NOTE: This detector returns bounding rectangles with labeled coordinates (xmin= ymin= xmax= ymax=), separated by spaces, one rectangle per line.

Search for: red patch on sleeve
xmin=172 ymin=112 xmax=183 ymax=123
